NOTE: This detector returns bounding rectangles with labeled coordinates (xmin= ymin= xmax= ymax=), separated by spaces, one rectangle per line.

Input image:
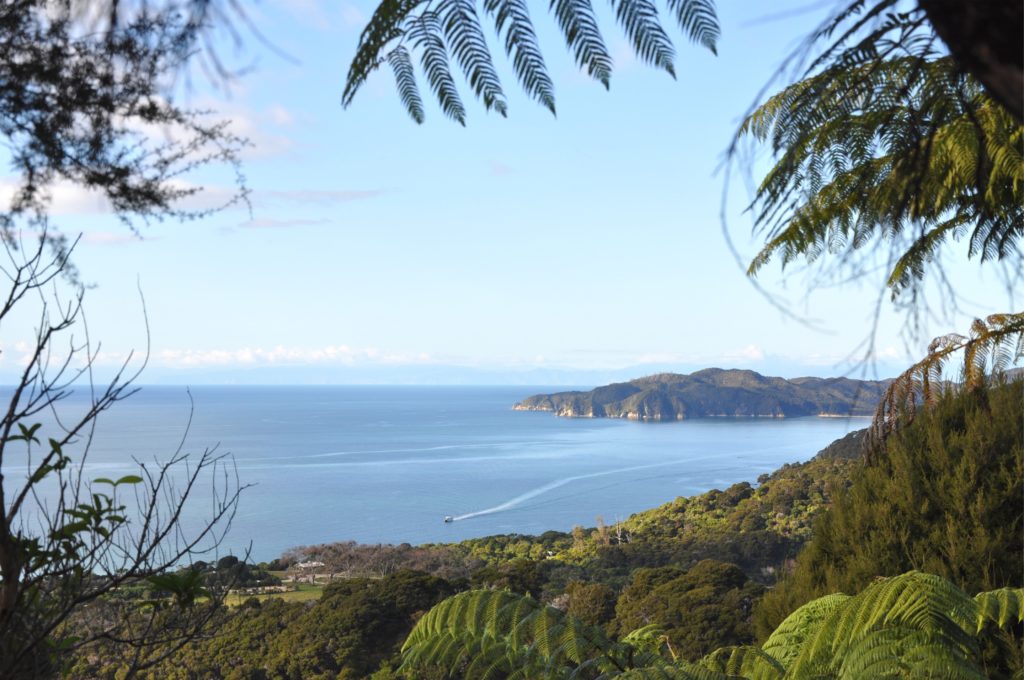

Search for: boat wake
xmin=449 ymin=459 xmax=687 ymax=522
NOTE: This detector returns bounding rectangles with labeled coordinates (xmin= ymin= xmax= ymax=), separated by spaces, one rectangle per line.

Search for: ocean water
xmin=9 ymin=386 xmax=863 ymax=562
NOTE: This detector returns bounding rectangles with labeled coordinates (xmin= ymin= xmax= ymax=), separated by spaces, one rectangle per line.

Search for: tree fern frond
xmin=665 ymin=0 xmax=719 ymax=54
xmin=388 ymin=46 xmax=425 ymax=123
xmin=786 ymin=572 xmax=984 ymax=679
xmin=484 ymin=0 xmax=556 ymax=114
xmin=974 ymin=587 xmax=1024 ymax=633
xmin=761 ymin=592 xmax=851 ymax=669
xmin=610 ymin=0 xmax=676 ymax=77
xmin=700 ymin=645 xmax=784 ymax=680
xmin=441 ymin=0 xmax=508 ymax=116
xmin=408 ymin=13 xmax=467 ymax=124
xmin=343 ymin=0 xmax=425 ymax=107
xmin=549 ymin=0 xmax=613 ymax=88
xmin=868 ymin=312 xmax=1024 ymax=454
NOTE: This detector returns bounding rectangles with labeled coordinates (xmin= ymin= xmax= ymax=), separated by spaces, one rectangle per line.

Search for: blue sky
xmin=0 ymin=0 xmax=1011 ymax=384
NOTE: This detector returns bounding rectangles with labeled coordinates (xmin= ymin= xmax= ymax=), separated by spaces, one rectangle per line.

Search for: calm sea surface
xmin=14 ymin=386 xmax=863 ymax=562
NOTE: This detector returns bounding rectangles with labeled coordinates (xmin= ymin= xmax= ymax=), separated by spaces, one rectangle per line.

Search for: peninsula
xmin=513 ymin=368 xmax=890 ymax=421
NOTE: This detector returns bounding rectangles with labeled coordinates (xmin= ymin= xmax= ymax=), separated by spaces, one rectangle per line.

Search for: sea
xmin=11 ymin=386 xmax=863 ymax=563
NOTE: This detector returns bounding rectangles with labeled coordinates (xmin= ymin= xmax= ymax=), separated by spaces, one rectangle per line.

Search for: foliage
xmin=0 ymin=239 xmax=244 ymax=678
xmin=0 ymin=0 xmax=248 ymax=261
xmin=869 ymin=313 xmax=1024 ymax=453
xmin=400 ymin=572 xmax=1023 ymax=678
xmin=755 ymin=376 xmax=1023 ymax=639
xmin=343 ymin=0 xmax=719 ymax=122
xmin=72 ymin=569 xmax=458 ymax=679
xmin=741 ymin=52 xmax=1023 ymax=304
xmin=612 ymin=560 xmax=763 ymax=661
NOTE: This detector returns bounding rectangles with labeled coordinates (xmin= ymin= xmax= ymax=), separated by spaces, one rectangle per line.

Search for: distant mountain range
xmin=513 ymin=368 xmax=891 ymax=421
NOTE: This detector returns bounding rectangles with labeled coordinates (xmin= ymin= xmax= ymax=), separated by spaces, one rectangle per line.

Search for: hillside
xmin=514 ymin=368 xmax=890 ymax=420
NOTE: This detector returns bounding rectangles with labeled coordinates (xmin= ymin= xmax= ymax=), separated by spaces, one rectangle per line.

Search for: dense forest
xmin=65 ymin=377 xmax=1023 ymax=679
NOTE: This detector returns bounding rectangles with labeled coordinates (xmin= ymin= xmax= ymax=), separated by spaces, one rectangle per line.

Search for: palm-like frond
xmin=550 ymin=0 xmax=613 ymax=88
xmin=785 ymin=572 xmax=985 ymax=679
xmin=343 ymin=0 xmax=425 ymax=107
xmin=761 ymin=593 xmax=851 ymax=670
xmin=611 ymin=0 xmax=676 ymax=77
xmin=388 ymin=46 xmax=425 ymax=123
xmin=868 ymin=312 xmax=1024 ymax=455
xmin=974 ymin=587 xmax=1024 ymax=633
xmin=408 ymin=12 xmax=467 ymax=124
xmin=742 ymin=55 xmax=1024 ymax=298
xmin=665 ymin=0 xmax=719 ymax=54
xmin=401 ymin=589 xmax=623 ymax=677
xmin=484 ymin=0 xmax=556 ymax=113
xmin=441 ymin=0 xmax=508 ymax=116
xmin=345 ymin=0 xmax=719 ymax=121
xmin=699 ymin=646 xmax=784 ymax=680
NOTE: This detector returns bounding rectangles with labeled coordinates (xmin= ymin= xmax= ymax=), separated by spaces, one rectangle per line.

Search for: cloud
xmin=729 ymin=344 xmax=765 ymax=362
xmin=153 ymin=345 xmax=436 ymax=369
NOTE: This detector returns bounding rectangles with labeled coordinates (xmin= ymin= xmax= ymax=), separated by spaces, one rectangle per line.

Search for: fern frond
xmin=786 ymin=572 xmax=985 ymax=679
xmin=610 ymin=0 xmax=676 ymax=77
xmin=740 ymin=52 xmax=1024 ymax=299
xmin=484 ymin=0 xmax=556 ymax=114
xmin=408 ymin=12 xmax=467 ymax=124
xmin=700 ymin=645 xmax=784 ymax=680
xmin=402 ymin=590 xmax=618 ymax=676
xmin=343 ymin=0 xmax=425 ymax=107
xmin=665 ymin=0 xmax=719 ymax=54
xmin=868 ymin=312 xmax=1024 ymax=454
xmin=974 ymin=587 xmax=1024 ymax=633
xmin=761 ymin=592 xmax=851 ymax=669
xmin=549 ymin=0 xmax=613 ymax=88
xmin=388 ymin=46 xmax=425 ymax=123
xmin=441 ymin=0 xmax=508 ymax=116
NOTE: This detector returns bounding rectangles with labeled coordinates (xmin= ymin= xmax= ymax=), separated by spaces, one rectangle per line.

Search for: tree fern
xmin=484 ymin=0 xmax=556 ymax=113
xmin=345 ymin=0 xmax=719 ymax=121
xmin=441 ymin=0 xmax=509 ymax=115
xmin=402 ymin=574 xmax=1020 ymax=679
xmin=868 ymin=312 xmax=1024 ymax=454
xmin=785 ymin=572 xmax=985 ymax=679
xmin=610 ymin=0 xmax=676 ymax=77
xmin=665 ymin=0 xmax=719 ymax=54
xmin=401 ymin=589 xmax=625 ymax=677
xmin=760 ymin=593 xmax=851 ymax=670
xmin=343 ymin=0 xmax=425 ymax=108
xmin=699 ymin=645 xmax=784 ymax=680
xmin=388 ymin=46 xmax=425 ymax=123
xmin=408 ymin=12 xmax=467 ymax=124
xmin=739 ymin=7 xmax=1024 ymax=303
xmin=974 ymin=587 xmax=1024 ymax=633
xmin=550 ymin=0 xmax=613 ymax=88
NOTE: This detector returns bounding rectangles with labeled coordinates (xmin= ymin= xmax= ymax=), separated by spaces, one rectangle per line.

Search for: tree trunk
xmin=919 ymin=0 xmax=1023 ymax=121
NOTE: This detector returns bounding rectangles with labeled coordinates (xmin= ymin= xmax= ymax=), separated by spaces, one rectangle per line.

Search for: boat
xmin=444 ymin=516 xmax=453 ymax=523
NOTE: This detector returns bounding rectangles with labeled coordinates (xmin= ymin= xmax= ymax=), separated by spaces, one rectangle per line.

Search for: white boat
xmin=444 ymin=516 xmax=453 ymax=523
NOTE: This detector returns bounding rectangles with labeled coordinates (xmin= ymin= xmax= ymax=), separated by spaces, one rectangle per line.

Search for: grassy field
xmin=225 ymin=582 xmax=324 ymax=606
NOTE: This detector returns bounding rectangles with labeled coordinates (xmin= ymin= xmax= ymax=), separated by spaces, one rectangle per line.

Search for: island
xmin=513 ymin=368 xmax=890 ymax=421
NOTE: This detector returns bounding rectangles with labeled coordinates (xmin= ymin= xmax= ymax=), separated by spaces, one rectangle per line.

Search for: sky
xmin=0 ymin=0 xmax=1012 ymax=385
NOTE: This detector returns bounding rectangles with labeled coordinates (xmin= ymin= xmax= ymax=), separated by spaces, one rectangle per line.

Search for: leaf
xmin=610 ymin=0 xmax=676 ymax=78
xmin=666 ymin=0 xmax=719 ymax=54
xmin=408 ymin=12 xmax=467 ymax=124
xmin=115 ymin=474 xmax=144 ymax=485
xmin=441 ymin=0 xmax=508 ymax=115
xmin=549 ymin=0 xmax=613 ymax=88
xmin=343 ymin=0 xmax=427 ymax=107
xmin=483 ymin=0 xmax=556 ymax=114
